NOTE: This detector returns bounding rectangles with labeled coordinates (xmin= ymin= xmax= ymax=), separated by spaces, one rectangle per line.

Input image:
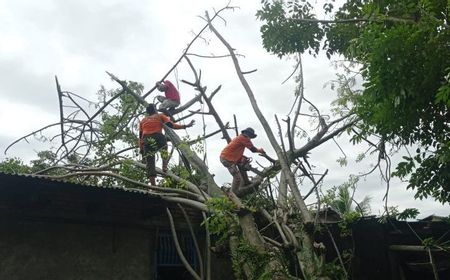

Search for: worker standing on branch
xmin=155 ymin=80 xmax=180 ymax=115
xmin=139 ymin=104 xmax=194 ymax=186
xmin=220 ymin=127 xmax=265 ymax=193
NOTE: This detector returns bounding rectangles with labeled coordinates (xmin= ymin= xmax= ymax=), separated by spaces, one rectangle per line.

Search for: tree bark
xmin=206 ymin=13 xmax=333 ymax=278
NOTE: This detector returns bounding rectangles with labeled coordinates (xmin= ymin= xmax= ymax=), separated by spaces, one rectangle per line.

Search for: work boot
xmin=149 ymin=177 xmax=156 ymax=186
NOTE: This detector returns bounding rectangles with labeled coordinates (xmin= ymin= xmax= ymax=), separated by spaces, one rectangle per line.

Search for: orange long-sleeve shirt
xmin=139 ymin=114 xmax=183 ymax=149
xmin=220 ymin=134 xmax=256 ymax=163
xmin=139 ymin=114 xmax=183 ymax=136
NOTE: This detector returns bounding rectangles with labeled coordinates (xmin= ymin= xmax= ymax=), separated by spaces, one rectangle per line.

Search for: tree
xmin=257 ymin=0 xmax=450 ymax=203
xmin=4 ymin=4 xmax=359 ymax=279
xmin=0 ymin=157 xmax=30 ymax=174
xmin=322 ymin=176 xmax=372 ymax=217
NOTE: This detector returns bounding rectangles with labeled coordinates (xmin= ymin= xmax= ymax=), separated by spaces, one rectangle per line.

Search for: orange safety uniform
xmin=140 ymin=114 xmax=184 ymax=135
xmin=139 ymin=113 xmax=183 ymax=149
xmin=220 ymin=134 xmax=256 ymax=163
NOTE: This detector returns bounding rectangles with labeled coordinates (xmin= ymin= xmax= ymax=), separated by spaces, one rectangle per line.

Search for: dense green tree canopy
xmin=258 ymin=0 xmax=450 ymax=202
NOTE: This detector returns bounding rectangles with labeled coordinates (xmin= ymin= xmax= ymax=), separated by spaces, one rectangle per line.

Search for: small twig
xmin=262 ymin=236 xmax=283 ymax=247
xmin=326 ymin=225 xmax=348 ymax=278
xmin=303 ymin=169 xmax=328 ymax=200
xmin=186 ymin=52 xmax=245 ymax=59
xmin=428 ymin=248 xmax=440 ymax=280
xmin=142 ymin=4 xmax=235 ymax=99
xmin=233 ymin=114 xmax=239 ymax=136
xmin=178 ymin=204 xmax=204 ymax=279
xmin=202 ymin=212 xmax=211 ymax=280
xmin=242 ymin=69 xmax=257 ymax=74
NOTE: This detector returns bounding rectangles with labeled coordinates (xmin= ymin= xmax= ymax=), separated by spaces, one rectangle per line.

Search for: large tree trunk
xmin=207 ymin=13 xmax=327 ymax=279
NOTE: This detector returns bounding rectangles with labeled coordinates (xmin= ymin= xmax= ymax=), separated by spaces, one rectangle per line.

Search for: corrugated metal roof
xmin=0 ymin=171 xmax=203 ymax=228
xmin=0 ymin=171 xmax=155 ymax=196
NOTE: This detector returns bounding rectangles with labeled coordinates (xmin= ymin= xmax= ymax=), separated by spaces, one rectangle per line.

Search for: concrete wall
xmin=0 ymin=174 xmax=234 ymax=280
xmin=0 ymin=219 xmax=156 ymax=280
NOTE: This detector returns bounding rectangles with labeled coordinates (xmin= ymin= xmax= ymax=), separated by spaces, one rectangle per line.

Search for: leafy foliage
xmin=338 ymin=211 xmax=361 ymax=237
xmin=242 ymin=185 xmax=276 ymax=213
xmin=86 ymin=82 xmax=148 ymax=188
xmin=94 ymin=82 xmax=143 ymax=160
xmin=322 ymin=175 xmax=372 ymax=216
xmin=117 ymin=158 xmax=146 ymax=188
xmin=257 ymin=0 xmax=324 ymax=57
xmin=231 ymin=239 xmax=274 ymax=280
xmin=321 ymin=259 xmax=348 ymax=280
xmin=380 ymin=206 xmax=420 ymax=221
xmin=258 ymin=0 xmax=450 ymax=202
xmin=397 ymin=208 xmax=420 ymax=220
xmin=0 ymin=158 xmax=31 ymax=174
xmin=29 ymin=151 xmax=58 ymax=172
xmin=0 ymin=151 xmax=76 ymax=175
xmin=161 ymin=164 xmax=203 ymax=189
xmin=204 ymin=197 xmax=238 ymax=243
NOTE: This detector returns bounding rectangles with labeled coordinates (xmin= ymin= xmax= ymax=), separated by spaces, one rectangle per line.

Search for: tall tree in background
xmin=257 ymin=0 xmax=450 ymax=203
xmin=322 ymin=176 xmax=372 ymax=217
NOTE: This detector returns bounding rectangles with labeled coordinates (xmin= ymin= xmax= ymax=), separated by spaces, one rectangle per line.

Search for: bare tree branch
xmin=166 ymin=208 xmax=202 ymax=280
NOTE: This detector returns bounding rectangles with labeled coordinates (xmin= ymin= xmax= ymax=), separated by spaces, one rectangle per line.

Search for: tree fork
xmin=207 ymin=12 xmax=333 ymax=278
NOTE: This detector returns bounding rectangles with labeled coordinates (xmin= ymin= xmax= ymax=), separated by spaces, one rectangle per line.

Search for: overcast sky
xmin=0 ymin=0 xmax=447 ymax=218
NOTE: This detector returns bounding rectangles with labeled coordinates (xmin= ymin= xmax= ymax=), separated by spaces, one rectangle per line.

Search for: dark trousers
xmin=143 ymin=133 xmax=168 ymax=177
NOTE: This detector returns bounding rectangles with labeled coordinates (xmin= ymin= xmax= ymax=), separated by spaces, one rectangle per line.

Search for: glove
xmin=257 ymin=148 xmax=265 ymax=154
xmin=185 ymin=120 xmax=195 ymax=128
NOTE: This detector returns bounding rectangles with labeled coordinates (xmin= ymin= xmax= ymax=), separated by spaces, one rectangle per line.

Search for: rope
xmin=201 ymin=102 xmax=208 ymax=165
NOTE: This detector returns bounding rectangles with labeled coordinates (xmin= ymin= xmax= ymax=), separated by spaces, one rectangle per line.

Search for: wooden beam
xmin=389 ymin=245 xmax=442 ymax=252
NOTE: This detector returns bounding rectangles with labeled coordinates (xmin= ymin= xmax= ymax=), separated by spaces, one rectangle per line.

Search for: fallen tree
xmin=4 ymin=4 xmax=363 ymax=280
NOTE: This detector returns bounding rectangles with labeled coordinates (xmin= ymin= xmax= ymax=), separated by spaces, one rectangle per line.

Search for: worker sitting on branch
xmin=139 ymin=104 xmax=194 ymax=186
xmin=220 ymin=127 xmax=265 ymax=193
xmin=155 ymin=80 xmax=180 ymax=116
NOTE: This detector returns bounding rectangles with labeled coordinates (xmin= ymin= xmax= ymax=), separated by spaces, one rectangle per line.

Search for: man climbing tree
xmin=220 ymin=127 xmax=265 ymax=193
xmin=139 ymin=103 xmax=194 ymax=185
xmin=155 ymin=80 xmax=181 ymax=117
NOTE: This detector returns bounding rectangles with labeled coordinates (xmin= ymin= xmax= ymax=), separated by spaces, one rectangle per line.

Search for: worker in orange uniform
xmin=139 ymin=104 xmax=194 ymax=185
xmin=220 ymin=127 xmax=265 ymax=193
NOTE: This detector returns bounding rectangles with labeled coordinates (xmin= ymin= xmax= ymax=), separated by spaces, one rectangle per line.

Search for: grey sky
xmin=0 ymin=0 xmax=447 ymax=218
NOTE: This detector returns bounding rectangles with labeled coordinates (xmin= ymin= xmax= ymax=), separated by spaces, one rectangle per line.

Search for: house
xmin=420 ymin=214 xmax=448 ymax=223
xmin=316 ymin=207 xmax=342 ymax=223
xmin=0 ymin=172 xmax=231 ymax=280
xmin=325 ymin=217 xmax=450 ymax=280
